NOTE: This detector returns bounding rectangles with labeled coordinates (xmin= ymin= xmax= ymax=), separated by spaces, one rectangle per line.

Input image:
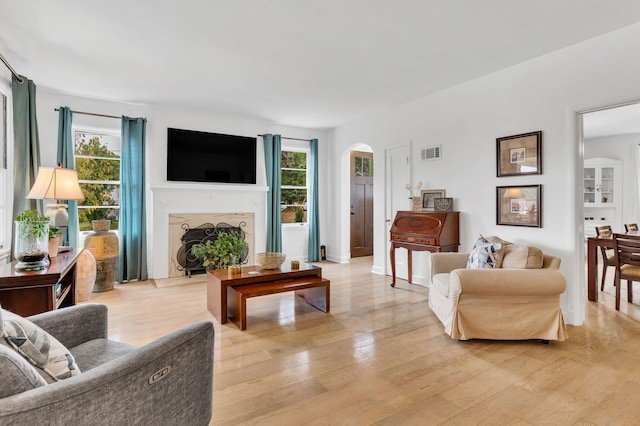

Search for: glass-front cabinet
xmin=584 ymin=158 xmax=622 ymax=237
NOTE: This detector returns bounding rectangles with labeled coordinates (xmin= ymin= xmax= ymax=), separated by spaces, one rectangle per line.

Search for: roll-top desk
xmin=389 ymin=211 xmax=459 ymax=286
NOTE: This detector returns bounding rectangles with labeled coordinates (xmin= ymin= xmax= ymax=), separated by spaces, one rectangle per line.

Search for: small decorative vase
xmin=84 ymin=220 xmax=119 ymax=292
xmin=48 ymin=237 xmax=60 ymax=259
xmin=76 ymin=250 xmax=97 ymax=302
xmin=411 ymin=196 xmax=422 ymax=211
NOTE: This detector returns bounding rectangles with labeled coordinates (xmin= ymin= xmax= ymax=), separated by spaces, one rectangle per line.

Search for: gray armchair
xmin=0 ymin=304 xmax=214 ymax=425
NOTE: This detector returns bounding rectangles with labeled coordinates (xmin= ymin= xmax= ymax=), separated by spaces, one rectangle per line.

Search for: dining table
xmin=586 ymin=231 xmax=639 ymax=302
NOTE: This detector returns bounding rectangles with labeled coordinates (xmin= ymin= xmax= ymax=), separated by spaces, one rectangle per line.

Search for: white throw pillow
xmin=2 ymin=309 xmax=81 ymax=382
xmin=466 ymin=235 xmax=503 ymax=269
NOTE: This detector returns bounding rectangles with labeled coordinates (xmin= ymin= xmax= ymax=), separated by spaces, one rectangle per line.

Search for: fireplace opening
xmin=176 ymin=221 xmax=248 ymax=276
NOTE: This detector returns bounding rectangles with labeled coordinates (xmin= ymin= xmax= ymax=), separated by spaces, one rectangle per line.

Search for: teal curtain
xmin=263 ymin=134 xmax=282 ymax=252
xmin=117 ymin=116 xmax=148 ymax=282
xmin=56 ymin=106 xmax=80 ymax=247
xmin=11 ymin=75 xmax=40 ymax=259
xmin=11 ymin=75 xmax=40 ymax=219
xmin=308 ymin=138 xmax=321 ymax=261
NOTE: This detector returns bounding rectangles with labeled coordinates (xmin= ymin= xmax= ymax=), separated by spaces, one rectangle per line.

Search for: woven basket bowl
xmin=255 ymin=252 xmax=286 ymax=269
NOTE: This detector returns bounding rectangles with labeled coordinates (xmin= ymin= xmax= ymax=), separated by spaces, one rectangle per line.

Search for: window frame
xmin=72 ymin=126 xmax=121 ymax=241
xmin=0 ymin=81 xmax=11 ymax=262
xmin=280 ymin=145 xmax=310 ymax=227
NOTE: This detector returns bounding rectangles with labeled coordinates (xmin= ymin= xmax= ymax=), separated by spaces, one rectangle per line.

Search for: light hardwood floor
xmin=88 ymin=257 xmax=640 ymax=425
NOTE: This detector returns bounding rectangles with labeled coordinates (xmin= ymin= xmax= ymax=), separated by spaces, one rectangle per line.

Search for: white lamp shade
xmin=27 ymin=167 xmax=85 ymax=201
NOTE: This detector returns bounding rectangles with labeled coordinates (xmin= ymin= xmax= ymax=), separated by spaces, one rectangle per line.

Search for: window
xmin=74 ymin=130 xmax=121 ymax=231
xmin=0 ymin=92 xmax=7 ymax=255
xmin=354 ymin=154 xmax=373 ymax=177
xmin=0 ymin=93 xmax=6 ymax=170
xmin=280 ymin=150 xmax=308 ymax=224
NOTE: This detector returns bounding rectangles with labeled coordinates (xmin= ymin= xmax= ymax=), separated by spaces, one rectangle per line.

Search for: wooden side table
xmin=0 ymin=248 xmax=81 ymax=316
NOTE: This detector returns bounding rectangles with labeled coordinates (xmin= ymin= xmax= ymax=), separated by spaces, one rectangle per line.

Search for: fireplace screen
xmin=176 ymin=221 xmax=248 ymax=276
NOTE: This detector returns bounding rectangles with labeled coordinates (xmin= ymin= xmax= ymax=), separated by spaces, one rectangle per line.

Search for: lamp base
xmin=45 ymin=204 xmax=70 ymax=246
xmin=45 ymin=203 xmax=69 ymax=227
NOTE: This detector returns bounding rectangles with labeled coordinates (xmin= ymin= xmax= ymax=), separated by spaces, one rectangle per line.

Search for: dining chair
xmin=612 ymin=233 xmax=640 ymax=310
xmin=595 ymin=225 xmax=616 ymax=291
xmin=625 ymin=223 xmax=639 ymax=232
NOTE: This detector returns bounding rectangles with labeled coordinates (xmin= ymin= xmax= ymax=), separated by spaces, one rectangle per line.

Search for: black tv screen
xmin=167 ymin=128 xmax=257 ymax=184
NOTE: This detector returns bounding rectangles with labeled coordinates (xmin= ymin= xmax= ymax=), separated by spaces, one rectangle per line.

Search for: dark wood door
xmin=350 ymin=151 xmax=373 ymax=257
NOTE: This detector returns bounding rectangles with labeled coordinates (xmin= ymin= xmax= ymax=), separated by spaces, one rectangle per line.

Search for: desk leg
xmin=390 ymin=245 xmax=396 ymax=287
xmin=587 ymin=238 xmax=598 ymax=302
xmin=407 ymin=249 xmax=412 ymax=284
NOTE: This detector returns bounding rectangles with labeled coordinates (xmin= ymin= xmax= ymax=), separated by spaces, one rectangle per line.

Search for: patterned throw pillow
xmin=2 ymin=309 xmax=81 ymax=382
xmin=466 ymin=235 xmax=503 ymax=269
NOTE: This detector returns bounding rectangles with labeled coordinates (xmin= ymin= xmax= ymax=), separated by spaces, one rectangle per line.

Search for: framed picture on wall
xmin=421 ymin=189 xmax=446 ymax=211
xmin=496 ymin=184 xmax=541 ymax=227
xmin=497 ymin=131 xmax=542 ymax=177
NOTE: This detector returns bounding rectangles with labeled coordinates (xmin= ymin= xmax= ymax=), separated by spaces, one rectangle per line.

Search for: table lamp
xmin=27 ymin=164 xmax=85 ymax=243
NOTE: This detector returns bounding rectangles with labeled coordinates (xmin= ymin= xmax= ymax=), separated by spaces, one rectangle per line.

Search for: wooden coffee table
xmin=207 ymin=263 xmax=330 ymax=330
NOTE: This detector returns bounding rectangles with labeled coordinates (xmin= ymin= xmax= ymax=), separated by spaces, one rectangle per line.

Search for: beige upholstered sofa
xmin=429 ymin=240 xmax=568 ymax=341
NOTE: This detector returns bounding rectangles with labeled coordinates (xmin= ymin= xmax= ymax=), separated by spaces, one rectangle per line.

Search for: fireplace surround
xmin=151 ymin=183 xmax=267 ymax=279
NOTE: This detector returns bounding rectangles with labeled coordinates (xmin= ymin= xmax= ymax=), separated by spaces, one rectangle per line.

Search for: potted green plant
xmin=14 ymin=209 xmax=50 ymax=270
xmin=190 ymin=229 xmax=249 ymax=270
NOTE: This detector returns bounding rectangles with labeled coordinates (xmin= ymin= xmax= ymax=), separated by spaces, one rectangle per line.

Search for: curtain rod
xmin=257 ymin=134 xmax=311 ymax=142
xmin=0 ymin=52 xmax=24 ymax=83
xmin=54 ymin=108 xmax=141 ymax=121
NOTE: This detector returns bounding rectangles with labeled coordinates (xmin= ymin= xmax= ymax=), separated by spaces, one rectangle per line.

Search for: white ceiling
xmin=3 ymin=1 xmax=640 ymax=130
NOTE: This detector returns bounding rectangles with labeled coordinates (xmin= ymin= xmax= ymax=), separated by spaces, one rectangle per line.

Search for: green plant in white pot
xmin=190 ymin=229 xmax=249 ymax=270
xmin=14 ymin=209 xmax=50 ymax=270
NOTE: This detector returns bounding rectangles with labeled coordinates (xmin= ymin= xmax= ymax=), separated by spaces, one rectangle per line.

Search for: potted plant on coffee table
xmin=190 ymin=229 xmax=249 ymax=270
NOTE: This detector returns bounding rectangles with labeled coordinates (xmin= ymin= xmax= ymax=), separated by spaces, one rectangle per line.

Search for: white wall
xmin=328 ymin=22 xmax=640 ymax=326
xmin=34 ymin=89 xmax=329 ymax=278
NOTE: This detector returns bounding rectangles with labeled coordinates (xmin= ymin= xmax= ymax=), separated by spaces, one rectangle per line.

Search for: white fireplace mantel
xmin=150 ymin=183 xmax=268 ymax=279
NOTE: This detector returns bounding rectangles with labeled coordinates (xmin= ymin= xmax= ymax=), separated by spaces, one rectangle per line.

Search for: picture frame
xmin=421 ymin=189 xmax=446 ymax=211
xmin=496 ymin=131 xmax=541 ymax=177
xmin=434 ymin=197 xmax=454 ymax=212
xmin=496 ymin=185 xmax=541 ymax=227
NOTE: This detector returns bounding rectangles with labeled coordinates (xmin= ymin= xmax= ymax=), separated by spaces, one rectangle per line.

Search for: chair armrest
xmin=431 ymin=252 xmax=469 ymax=277
xmin=0 ymin=320 xmax=214 ymax=426
xmin=27 ymin=304 xmax=108 ymax=349
xmin=449 ymin=269 xmax=567 ymax=297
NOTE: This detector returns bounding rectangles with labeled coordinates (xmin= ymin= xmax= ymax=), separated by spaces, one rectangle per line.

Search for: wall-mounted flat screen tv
xmin=167 ymin=128 xmax=257 ymax=184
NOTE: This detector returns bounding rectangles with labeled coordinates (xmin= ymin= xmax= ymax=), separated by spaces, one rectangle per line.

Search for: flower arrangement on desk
xmin=406 ymin=181 xmax=423 ymax=211
xmin=405 ymin=181 xmax=423 ymax=198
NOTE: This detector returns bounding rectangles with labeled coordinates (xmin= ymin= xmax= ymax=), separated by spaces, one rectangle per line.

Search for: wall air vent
xmin=421 ymin=145 xmax=442 ymax=161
